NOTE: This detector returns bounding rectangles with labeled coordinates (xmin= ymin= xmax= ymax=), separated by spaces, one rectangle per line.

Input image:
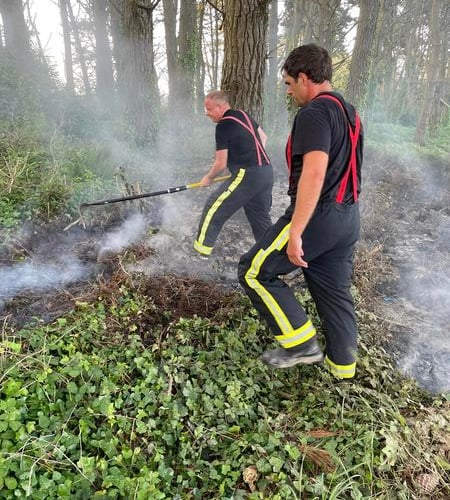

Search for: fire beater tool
xmin=79 ymin=175 xmax=231 ymax=209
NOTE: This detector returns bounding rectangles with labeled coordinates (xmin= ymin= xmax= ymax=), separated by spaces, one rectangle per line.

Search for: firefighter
xmin=193 ymin=91 xmax=273 ymax=257
xmin=238 ymin=44 xmax=363 ymax=380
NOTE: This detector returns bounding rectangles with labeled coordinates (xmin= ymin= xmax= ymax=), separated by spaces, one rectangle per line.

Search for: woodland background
xmin=0 ymin=1 xmax=449 ymax=499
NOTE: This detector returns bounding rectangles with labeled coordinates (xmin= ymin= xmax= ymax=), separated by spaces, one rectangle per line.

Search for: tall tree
xmin=389 ymin=0 xmax=428 ymax=123
xmin=121 ymin=0 xmax=160 ymax=144
xmin=414 ymin=0 xmax=444 ymax=144
xmin=346 ymin=0 xmax=381 ymax=112
xmin=162 ymin=0 xmax=198 ymax=126
xmin=315 ymin=0 xmax=342 ymax=52
xmin=0 ymin=0 xmax=32 ymax=67
xmin=203 ymin=2 xmax=222 ymax=91
xmin=221 ymin=0 xmax=270 ymax=123
xmin=66 ymin=0 xmax=91 ymax=94
xmin=195 ymin=0 xmax=206 ymax=115
xmin=93 ymin=0 xmax=115 ymax=108
xmin=109 ymin=0 xmax=125 ymax=94
xmin=59 ymin=0 xmax=74 ymax=93
xmin=264 ymin=0 xmax=284 ymax=131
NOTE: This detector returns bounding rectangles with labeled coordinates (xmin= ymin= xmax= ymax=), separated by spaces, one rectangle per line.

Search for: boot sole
xmin=261 ymin=352 xmax=324 ymax=369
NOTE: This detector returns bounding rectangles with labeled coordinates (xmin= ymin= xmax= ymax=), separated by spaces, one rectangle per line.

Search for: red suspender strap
xmin=285 ymin=134 xmax=292 ymax=174
xmin=221 ymin=111 xmax=270 ymax=166
xmin=316 ymin=95 xmax=361 ymax=203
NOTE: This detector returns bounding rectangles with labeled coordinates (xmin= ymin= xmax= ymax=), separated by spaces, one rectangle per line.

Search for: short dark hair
xmin=282 ymin=44 xmax=332 ymax=84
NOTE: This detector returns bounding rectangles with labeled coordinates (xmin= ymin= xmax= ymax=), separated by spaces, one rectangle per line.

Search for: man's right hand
xmin=200 ymin=175 xmax=213 ymax=187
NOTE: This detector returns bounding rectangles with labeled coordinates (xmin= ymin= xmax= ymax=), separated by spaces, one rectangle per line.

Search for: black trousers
xmin=194 ymin=165 xmax=273 ymax=256
xmin=238 ymin=201 xmax=360 ymax=378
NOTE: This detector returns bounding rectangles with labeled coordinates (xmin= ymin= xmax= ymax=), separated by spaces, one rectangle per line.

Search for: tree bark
xmin=315 ymin=0 xmax=341 ymax=52
xmin=264 ymin=0 xmax=279 ymax=130
xmin=66 ymin=0 xmax=92 ymax=94
xmin=121 ymin=0 xmax=160 ymax=144
xmin=0 ymin=0 xmax=32 ymax=67
xmin=109 ymin=0 xmax=125 ymax=95
xmin=178 ymin=0 xmax=197 ymax=111
xmin=221 ymin=0 xmax=270 ymax=123
xmin=414 ymin=0 xmax=442 ymax=144
xmin=93 ymin=0 xmax=115 ymax=108
xmin=195 ymin=0 xmax=206 ymax=115
xmin=346 ymin=0 xmax=381 ymax=112
xmin=59 ymin=0 xmax=74 ymax=92
xmin=162 ymin=0 xmax=178 ymax=111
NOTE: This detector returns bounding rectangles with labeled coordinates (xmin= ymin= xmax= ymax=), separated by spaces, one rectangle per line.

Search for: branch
xmin=206 ymin=0 xmax=224 ymax=16
xmin=107 ymin=0 xmax=123 ymax=16
xmin=136 ymin=0 xmax=161 ymax=13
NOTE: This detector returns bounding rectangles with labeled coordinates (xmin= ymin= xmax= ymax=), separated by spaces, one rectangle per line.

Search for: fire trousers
xmin=194 ymin=165 xmax=273 ymax=256
xmin=238 ymin=201 xmax=360 ymax=379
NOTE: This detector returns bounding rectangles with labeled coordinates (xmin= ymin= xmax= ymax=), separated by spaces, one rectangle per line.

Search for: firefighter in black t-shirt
xmin=193 ymin=90 xmax=273 ymax=256
xmin=239 ymin=44 xmax=363 ymax=381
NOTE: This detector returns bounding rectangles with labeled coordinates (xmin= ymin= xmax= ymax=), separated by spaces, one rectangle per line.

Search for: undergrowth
xmin=1 ymin=271 xmax=448 ymax=499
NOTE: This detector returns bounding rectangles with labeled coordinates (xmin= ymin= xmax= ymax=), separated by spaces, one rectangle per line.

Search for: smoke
xmin=99 ymin=212 xmax=148 ymax=256
xmin=0 ymin=257 xmax=90 ymax=307
xmin=362 ymin=140 xmax=450 ymax=393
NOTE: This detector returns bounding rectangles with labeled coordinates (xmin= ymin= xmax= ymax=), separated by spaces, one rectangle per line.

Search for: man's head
xmin=204 ymin=90 xmax=230 ymax=122
xmin=282 ymin=44 xmax=333 ymax=106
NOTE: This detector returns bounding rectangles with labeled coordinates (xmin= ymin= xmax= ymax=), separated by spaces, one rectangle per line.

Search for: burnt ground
xmin=1 ymin=147 xmax=449 ymax=393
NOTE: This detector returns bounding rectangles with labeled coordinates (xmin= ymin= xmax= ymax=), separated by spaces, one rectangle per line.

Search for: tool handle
xmin=187 ymin=175 xmax=231 ymax=189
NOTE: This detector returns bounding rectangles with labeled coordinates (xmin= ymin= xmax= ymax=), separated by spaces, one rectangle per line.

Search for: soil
xmin=1 ymin=147 xmax=449 ymax=394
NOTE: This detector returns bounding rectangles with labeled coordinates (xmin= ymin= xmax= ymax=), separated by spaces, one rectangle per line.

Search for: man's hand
xmin=287 ymin=234 xmax=308 ymax=267
xmin=200 ymin=175 xmax=213 ymax=187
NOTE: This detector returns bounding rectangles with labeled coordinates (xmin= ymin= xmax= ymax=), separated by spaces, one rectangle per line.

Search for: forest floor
xmin=1 ymin=147 xmax=449 ymax=395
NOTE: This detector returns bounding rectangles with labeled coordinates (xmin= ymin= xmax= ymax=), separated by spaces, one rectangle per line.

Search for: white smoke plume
xmin=0 ymin=258 xmax=89 ymax=305
xmin=99 ymin=212 xmax=148 ymax=255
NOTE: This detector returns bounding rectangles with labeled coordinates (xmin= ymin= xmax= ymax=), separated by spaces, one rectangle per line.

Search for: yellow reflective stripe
xmin=325 ymin=356 xmax=356 ymax=379
xmin=244 ymin=222 xmax=294 ymax=334
xmin=197 ymin=170 xmax=245 ymax=247
xmin=193 ymin=241 xmax=213 ymax=255
xmin=275 ymin=319 xmax=316 ymax=347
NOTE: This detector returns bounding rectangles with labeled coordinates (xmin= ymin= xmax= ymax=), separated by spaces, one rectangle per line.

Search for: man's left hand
xmin=287 ymin=235 xmax=308 ymax=268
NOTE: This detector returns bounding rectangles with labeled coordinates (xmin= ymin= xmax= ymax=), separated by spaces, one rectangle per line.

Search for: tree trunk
xmin=93 ymin=0 xmax=115 ymax=108
xmin=24 ymin=0 xmax=49 ymax=68
xmin=315 ymin=0 xmax=341 ymax=52
xmin=178 ymin=0 xmax=196 ymax=112
xmin=66 ymin=0 xmax=91 ymax=94
xmin=92 ymin=0 xmax=114 ymax=110
xmin=221 ymin=0 xmax=270 ymax=123
xmin=121 ymin=0 xmax=160 ymax=144
xmin=389 ymin=0 xmax=427 ymax=124
xmin=195 ymin=0 xmax=206 ymax=115
xmin=210 ymin=5 xmax=221 ymax=89
xmin=59 ymin=0 xmax=74 ymax=92
xmin=264 ymin=0 xmax=279 ymax=130
xmin=346 ymin=0 xmax=381 ymax=112
xmin=283 ymin=0 xmax=303 ymax=54
xmin=109 ymin=0 xmax=125 ymax=96
xmin=0 ymin=0 xmax=32 ymax=67
xmin=414 ymin=0 xmax=442 ymax=144
xmin=162 ymin=0 xmax=178 ymax=111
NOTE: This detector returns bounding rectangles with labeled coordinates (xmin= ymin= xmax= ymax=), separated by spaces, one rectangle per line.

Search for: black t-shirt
xmin=215 ymin=109 xmax=269 ymax=172
xmin=288 ymin=91 xmax=363 ymax=204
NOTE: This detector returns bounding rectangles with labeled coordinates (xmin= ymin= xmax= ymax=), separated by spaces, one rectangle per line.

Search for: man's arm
xmin=287 ymin=150 xmax=328 ymax=267
xmin=200 ymin=149 xmax=228 ymax=186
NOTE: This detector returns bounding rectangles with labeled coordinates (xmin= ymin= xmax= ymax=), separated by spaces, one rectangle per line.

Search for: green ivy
xmin=1 ymin=284 xmax=448 ymax=499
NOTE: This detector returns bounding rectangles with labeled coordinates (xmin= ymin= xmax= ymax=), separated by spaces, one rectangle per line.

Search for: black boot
xmin=261 ymin=338 xmax=324 ymax=368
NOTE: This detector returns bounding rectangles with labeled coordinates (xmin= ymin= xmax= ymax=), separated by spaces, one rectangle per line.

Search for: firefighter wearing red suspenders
xmin=194 ymin=91 xmax=273 ymax=257
xmin=238 ymin=44 xmax=363 ymax=380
